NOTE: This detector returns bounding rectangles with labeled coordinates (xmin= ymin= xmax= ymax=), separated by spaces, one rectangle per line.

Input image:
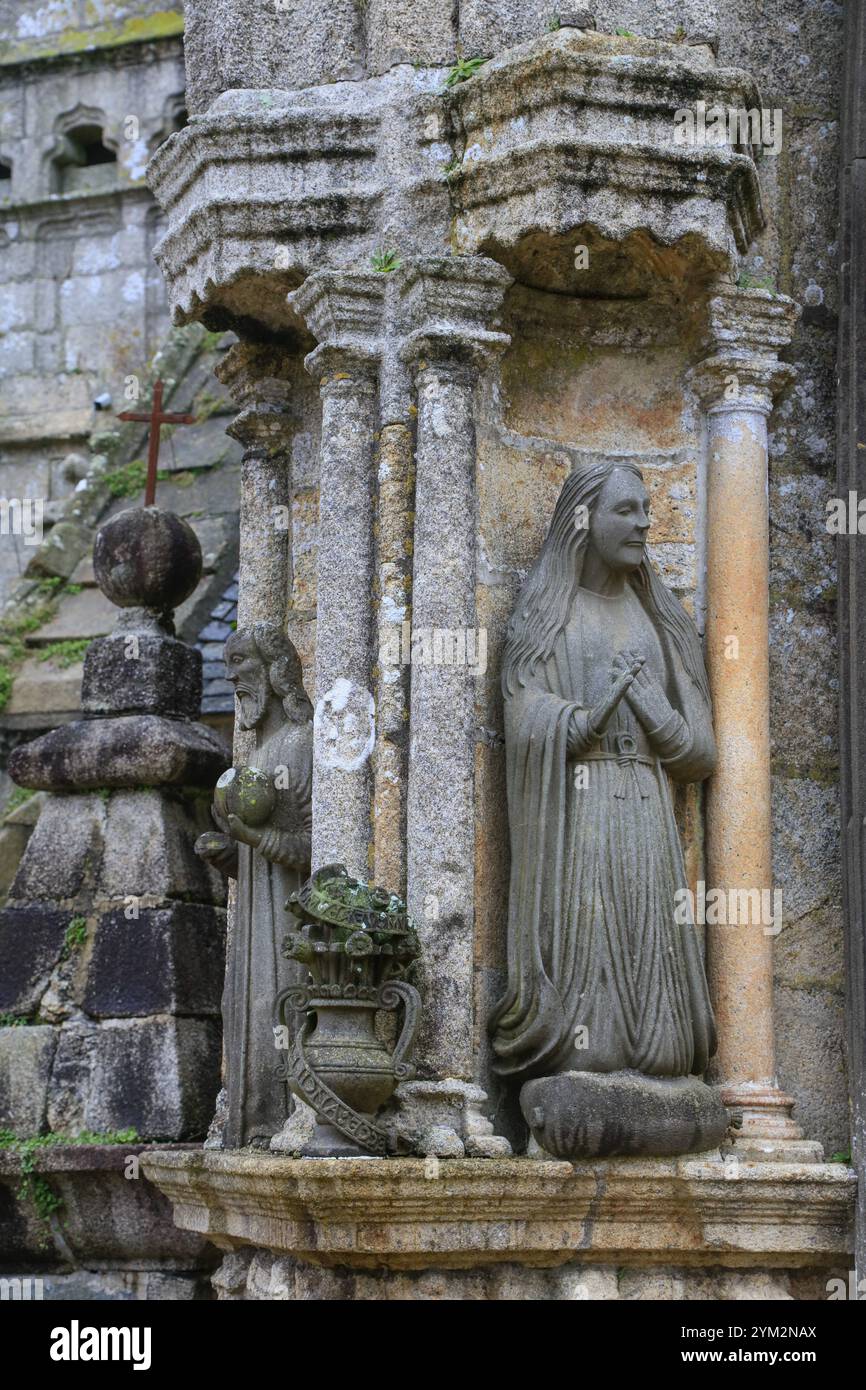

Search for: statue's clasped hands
xmin=611 ymin=648 xmax=675 ymax=734
xmin=586 ymin=651 xmax=644 ymax=739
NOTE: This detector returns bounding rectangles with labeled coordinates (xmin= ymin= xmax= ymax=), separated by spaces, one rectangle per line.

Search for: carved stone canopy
xmin=147 ymin=30 xmax=766 ymax=336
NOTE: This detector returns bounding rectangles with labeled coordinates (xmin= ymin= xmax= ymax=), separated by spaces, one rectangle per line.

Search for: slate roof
xmin=196 ymin=572 xmax=238 ymax=714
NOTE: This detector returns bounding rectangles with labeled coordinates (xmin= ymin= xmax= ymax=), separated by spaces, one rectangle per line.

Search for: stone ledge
xmin=140 ymin=1149 xmax=855 ymax=1272
xmin=0 ymin=1143 xmax=214 ymax=1270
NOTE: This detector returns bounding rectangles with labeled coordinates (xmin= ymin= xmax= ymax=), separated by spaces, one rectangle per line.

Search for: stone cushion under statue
xmin=490 ymin=460 xmax=727 ymax=1158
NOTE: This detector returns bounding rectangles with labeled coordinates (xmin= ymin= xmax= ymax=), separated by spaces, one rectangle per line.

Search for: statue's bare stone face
xmin=225 ymin=631 xmax=269 ymax=730
xmin=588 ymin=469 xmax=651 ymax=574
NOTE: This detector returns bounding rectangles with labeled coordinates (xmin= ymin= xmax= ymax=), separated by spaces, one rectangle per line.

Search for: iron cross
xmin=117 ymin=379 xmax=196 ymax=506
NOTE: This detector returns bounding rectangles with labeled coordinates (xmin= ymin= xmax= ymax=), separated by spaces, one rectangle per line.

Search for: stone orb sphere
xmin=215 ymin=766 xmax=276 ymax=827
xmin=93 ymin=506 xmax=202 ymax=611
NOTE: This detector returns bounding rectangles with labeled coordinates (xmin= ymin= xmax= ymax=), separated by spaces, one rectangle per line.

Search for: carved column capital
xmin=397 ymin=256 xmax=513 ymax=372
xmin=216 ymin=341 xmax=298 ymax=450
xmin=692 ymin=285 xmax=799 ymax=413
xmin=289 ymin=269 xmax=386 ymax=386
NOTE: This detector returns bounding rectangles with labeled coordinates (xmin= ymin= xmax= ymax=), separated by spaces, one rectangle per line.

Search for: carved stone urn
xmin=276 ymin=864 xmax=421 ymax=1157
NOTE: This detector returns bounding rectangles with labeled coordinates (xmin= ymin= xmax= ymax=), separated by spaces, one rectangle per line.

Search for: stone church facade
xmin=0 ymin=0 xmax=863 ymax=1303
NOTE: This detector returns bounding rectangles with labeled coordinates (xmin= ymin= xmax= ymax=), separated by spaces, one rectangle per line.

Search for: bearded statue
xmin=196 ymin=623 xmax=312 ymax=1147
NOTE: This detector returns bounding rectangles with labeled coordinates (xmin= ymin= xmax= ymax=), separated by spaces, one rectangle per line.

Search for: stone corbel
xmin=692 ymin=285 xmax=821 ymax=1162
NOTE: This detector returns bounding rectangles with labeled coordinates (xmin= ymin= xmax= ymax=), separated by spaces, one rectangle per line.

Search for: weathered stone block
xmin=5 ymin=656 xmax=85 ymax=717
xmin=95 ymin=790 xmax=226 ymax=904
xmin=8 ymin=794 xmax=103 ymax=902
xmin=24 ymin=519 xmax=92 ymax=582
xmin=33 ymin=587 xmax=116 ymax=642
xmin=83 ymin=906 xmax=226 ymax=1018
xmin=0 ymin=1025 xmax=57 ymax=1135
xmin=9 ymin=715 xmax=230 ymax=792
xmin=48 ymin=1019 xmax=221 ymax=1141
xmin=0 ymin=907 xmax=72 ymax=1015
xmin=82 ymin=632 xmax=202 ymax=718
xmin=0 ymin=1141 xmax=216 ymax=1270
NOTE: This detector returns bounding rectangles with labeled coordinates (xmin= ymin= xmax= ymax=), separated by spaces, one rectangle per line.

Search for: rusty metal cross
xmin=117 ymin=379 xmax=196 ymax=506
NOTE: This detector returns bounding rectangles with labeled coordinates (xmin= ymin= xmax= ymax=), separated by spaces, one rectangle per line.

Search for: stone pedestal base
xmin=393 ymin=1080 xmax=512 ymax=1157
xmin=521 ymin=1071 xmax=728 ymax=1159
xmin=141 ymin=1148 xmax=855 ymax=1300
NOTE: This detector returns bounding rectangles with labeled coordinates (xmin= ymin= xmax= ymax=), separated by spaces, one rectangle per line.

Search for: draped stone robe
xmin=490 ymin=582 xmax=717 ymax=1084
xmin=219 ymin=720 xmax=313 ymax=1146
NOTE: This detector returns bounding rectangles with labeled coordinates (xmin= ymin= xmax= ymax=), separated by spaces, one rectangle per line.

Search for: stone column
xmin=216 ymin=343 xmax=296 ymax=633
xmin=372 ymin=419 xmax=414 ymax=895
xmin=396 ymin=257 xmax=513 ymax=1155
xmin=289 ymin=272 xmax=385 ymax=878
xmin=694 ymin=286 xmax=821 ymax=1162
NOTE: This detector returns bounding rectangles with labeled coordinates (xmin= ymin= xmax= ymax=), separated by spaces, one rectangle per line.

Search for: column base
xmin=720 ymin=1081 xmax=824 ymax=1164
xmin=393 ymin=1079 xmax=512 ymax=1157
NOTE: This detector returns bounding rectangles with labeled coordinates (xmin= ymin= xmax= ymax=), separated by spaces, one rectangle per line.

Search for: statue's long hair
xmin=248 ymin=623 xmax=313 ymax=721
xmin=501 ymin=461 xmax=711 ymax=707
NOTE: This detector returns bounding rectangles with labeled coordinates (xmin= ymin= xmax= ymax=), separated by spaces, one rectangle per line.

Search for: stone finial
xmin=93 ymin=505 xmax=202 ymax=621
xmin=10 ymin=508 xmax=228 ymax=792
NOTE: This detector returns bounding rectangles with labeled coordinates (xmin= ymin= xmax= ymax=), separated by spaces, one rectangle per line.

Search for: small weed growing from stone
xmin=443 ymin=57 xmax=487 ymax=88
xmin=0 ymin=1130 xmax=139 ymax=1238
xmin=371 ymin=248 xmax=402 ymax=273
xmin=38 ymin=639 xmax=91 ymax=669
xmin=63 ymin=916 xmax=88 ymax=956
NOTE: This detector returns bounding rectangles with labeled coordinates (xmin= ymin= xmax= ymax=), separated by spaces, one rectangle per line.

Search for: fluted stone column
xmin=290 ymin=272 xmax=385 ymax=877
xmin=395 ymin=257 xmax=513 ymax=1154
xmin=694 ymin=286 xmax=821 ymax=1162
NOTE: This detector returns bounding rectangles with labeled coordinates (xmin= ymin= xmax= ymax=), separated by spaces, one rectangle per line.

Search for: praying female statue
xmin=490 ymin=460 xmax=727 ymax=1157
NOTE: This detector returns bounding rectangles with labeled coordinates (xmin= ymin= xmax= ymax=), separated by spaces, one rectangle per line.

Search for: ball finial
xmin=93 ymin=506 xmax=202 ymax=613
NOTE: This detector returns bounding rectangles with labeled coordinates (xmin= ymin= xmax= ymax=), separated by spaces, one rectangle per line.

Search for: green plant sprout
xmin=371 ymin=248 xmax=402 ymax=273
xmin=443 ymin=56 xmax=487 ymax=88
